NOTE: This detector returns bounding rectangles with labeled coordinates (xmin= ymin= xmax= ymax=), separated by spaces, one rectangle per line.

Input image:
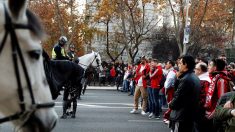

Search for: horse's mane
xmin=78 ymin=52 xmax=94 ymax=60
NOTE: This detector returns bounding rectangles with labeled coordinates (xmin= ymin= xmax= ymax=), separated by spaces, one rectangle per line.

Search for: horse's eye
xmin=28 ymin=50 xmax=41 ymax=60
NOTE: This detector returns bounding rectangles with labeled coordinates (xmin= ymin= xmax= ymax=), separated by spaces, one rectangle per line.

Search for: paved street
xmin=1 ymin=86 xmax=170 ymax=132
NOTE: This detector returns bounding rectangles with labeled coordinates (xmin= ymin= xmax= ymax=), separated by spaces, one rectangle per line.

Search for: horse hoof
xmin=60 ymin=115 xmax=67 ymax=119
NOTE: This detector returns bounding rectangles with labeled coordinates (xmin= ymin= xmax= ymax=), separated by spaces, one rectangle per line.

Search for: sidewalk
xmin=87 ymin=85 xmax=117 ymax=90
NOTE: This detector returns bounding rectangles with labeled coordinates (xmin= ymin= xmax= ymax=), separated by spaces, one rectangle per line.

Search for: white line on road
xmin=54 ymin=102 xmax=168 ymax=110
xmin=55 ymin=102 xmax=133 ymax=106
xmin=128 ymin=120 xmax=164 ymax=123
xmin=55 ymin=102 xmax=133 ymax=108
xmin=55 ymin=106 xmax=132 ymax=109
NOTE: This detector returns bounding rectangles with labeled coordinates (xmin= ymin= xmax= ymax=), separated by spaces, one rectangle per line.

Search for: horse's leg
xmin=82 ymin=78 xmax=88 ymax=95
xmin=71 ymin=96 xmax=77 ymax=118
xmin=61 ymin=87 xmax=70 ymax=119
xmin=77 ymin=81 xmax=82 ymax=100
xmin=72 ymin=83 xmax=82 ymax=118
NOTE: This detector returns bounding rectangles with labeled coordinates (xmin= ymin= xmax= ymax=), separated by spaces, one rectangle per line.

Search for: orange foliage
xmin=28 ymin=0 xmax=86 ymax=57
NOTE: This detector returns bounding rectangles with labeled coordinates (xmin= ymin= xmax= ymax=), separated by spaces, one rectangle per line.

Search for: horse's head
xmin=92 ymin=51 xmax=103 ymax=72
xmin=0 ymin=0 xmax=57 ymax=131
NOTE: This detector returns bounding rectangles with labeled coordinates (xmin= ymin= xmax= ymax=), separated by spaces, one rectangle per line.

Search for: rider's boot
xmin=60 ymin=101 xmax=68 ymax=119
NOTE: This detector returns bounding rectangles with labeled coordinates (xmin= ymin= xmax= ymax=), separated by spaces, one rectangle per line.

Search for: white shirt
xmin=198 ymin=72 xmax=211 ymax=83
xmin=123 ymin=70 xmax=130 ymax=80
xmin=137 ymin=65 xmax=145 ymax=86
xmin=164 ymin=67 xmax=176 ymax=89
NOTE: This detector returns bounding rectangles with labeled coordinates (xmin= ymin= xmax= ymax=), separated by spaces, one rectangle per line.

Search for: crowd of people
xmin=91 ymin=54 xmax=235 ymax=132
xmin=123 ymin=55 xmax=235 ymax=132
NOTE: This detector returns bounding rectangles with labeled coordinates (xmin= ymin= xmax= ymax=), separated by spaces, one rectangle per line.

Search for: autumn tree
xmin=94 ymin=0 xmax=162 ymax=63
xmin=120 ymin=0 xmax=162 ymax=63
xmin=28 ymin=0 xmax=86 ymax=56
xmin=168 ymin=0 xmax=234 ymax=56
xmin=93 ymin=0 xmax=126 ymax=62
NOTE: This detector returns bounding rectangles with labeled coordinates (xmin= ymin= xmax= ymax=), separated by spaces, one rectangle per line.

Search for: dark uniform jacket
xmin=169 ymin=70 xmax=201 ymax=122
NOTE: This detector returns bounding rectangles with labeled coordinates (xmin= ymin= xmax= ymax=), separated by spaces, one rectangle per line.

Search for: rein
xmin=0 ymin=4 xmax=54 ymax=124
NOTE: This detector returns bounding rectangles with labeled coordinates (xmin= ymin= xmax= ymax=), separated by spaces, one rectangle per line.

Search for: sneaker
xmin=163 ymin=119 xmax=170 ymax=124
xmin=165 ymin=120 xmax=170 ymax=124
xmin=130 ymin=109 xmax=138 ymax=114
xmin=141 ymin=110 xmax=148 ymax=116
xmin=154 ymin=115 xmax=160 ymax=119
xmin=148 ymin=113 xmax=153 ymax=118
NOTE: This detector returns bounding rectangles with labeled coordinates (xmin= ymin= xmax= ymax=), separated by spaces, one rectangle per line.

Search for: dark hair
xmin=199 ymin=63 xmax=208 ymax=72
xmin=181 ymin=55 xmax=196 ymax=71
xmin=167 ymin=60 xmax=175 ymax=67
xmin=135 ymin=59 xmax=141 ymax=65
xmin=152 ymin=59 xmax=158 ymax=63
xmin=215 ymin=58 xmax=226 ymax=71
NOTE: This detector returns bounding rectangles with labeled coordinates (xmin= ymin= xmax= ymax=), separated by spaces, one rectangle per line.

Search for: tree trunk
xmin=168 ymin=0 xmax=183 ymax=56
xmin=54 ymin=0 xmax=65 ymax=35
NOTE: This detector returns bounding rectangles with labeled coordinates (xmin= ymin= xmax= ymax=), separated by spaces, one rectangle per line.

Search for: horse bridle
xmin=78 ymin=54 xmax=101 ymax=69
xmin=0 ymin=5 xmax=54 ymax=124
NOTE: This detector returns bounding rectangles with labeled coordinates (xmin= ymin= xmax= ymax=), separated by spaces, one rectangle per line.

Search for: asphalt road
xmin=1 ymin=88 xmax=171 ymax=132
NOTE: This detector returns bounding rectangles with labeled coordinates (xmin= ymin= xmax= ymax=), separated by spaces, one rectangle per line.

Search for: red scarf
xmin=204 ymin=74 xmax=220 ymax=118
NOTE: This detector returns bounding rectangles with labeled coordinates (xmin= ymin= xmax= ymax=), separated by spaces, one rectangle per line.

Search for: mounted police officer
xmin=51 ymin=37 xmax=80 ymax=119
xmin=52 ymin=36 xmax=69 ymax=60
xmin=67 ymin=44 xmax=75 ymax=61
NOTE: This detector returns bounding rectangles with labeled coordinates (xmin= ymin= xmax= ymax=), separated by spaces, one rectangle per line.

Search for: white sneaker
xmin=130 ymin=109 xmax=138 ymax=114
xmin=141 ymin=110 xmax=148 ymax=115
xmin=164 ymin=119 xmax=170 ymax=125
xmin=148 ymin=113 xmax=153 ymax=117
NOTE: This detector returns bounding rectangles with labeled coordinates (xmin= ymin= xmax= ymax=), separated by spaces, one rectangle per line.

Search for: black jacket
xmin=169 ymin=70 xmax=201 ymax=122
xmin=53 ymin=44 xmax=69 ymax=60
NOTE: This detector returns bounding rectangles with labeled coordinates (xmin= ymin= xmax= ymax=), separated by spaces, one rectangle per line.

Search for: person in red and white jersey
xmin=130 ymin=56 xmax=150 ymax=115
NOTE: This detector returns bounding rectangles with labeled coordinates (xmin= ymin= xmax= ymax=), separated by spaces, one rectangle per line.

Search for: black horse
xmin=43 ymin=51 xmax=84 ymax=118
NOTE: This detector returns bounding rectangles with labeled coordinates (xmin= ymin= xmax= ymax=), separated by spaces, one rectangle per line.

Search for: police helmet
xmin=59 ymin=36 xmax=67 ymax=45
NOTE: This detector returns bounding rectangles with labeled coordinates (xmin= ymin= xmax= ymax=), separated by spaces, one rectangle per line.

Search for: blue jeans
xmin=148 ymin=87 xmax=160 ymax=116
xmin=159 ymin=89 xmax=167 ymax=108
xmin=122 ymin=80 xmax=129 ymax=92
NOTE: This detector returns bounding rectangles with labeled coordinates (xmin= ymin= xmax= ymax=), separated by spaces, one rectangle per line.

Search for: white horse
xmin=77 ymin=51 xmax=103 ymax=71
xmin=0 ymin=0 xmax=57 ymax=132
xmin=77 ymin=51 xmax=103 ymax=95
